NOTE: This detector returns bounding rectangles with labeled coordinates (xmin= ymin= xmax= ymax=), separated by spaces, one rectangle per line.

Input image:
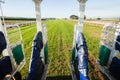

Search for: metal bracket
xmin=33 ymin=0 xmax=42 ymax=3
xmin=77 ymin=0 xmax=87 ymax=3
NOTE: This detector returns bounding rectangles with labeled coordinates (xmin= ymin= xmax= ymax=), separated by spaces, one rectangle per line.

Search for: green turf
xmin=83 ymin=23 xmax=102 ymax=58
xmin=7 ymin=20 xmax=102 ymax=80
xmin=44 ymin=20 xmax=73 ymax=80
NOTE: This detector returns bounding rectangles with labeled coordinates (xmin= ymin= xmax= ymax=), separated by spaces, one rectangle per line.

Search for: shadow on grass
xmin=47 ymin=75 xmax=72 ymax=80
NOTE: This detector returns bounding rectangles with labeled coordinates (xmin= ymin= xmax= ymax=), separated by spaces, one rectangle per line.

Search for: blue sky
xmin=1 ymin=0 xmax=120 ymax=18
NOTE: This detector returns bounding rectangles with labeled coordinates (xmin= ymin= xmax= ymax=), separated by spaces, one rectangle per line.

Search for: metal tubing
xmin=77 ymin=0 xmax=87 ymax=32
xmin=33 ymin=0 xmax=43 ymax=32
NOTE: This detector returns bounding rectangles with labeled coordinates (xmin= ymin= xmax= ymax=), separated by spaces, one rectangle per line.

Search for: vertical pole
xmin=77 ymin=0 xmax=87 ymax=32
xmin=0 ymin=1 xmax=4 ymax=33
xmin=0 ymin=1 xmax=8 ymax=42
xmin=33 ymin=0 xmax=45 ymax=62
xmin=0 ymin=0 xmax=3 ymax=32
xmin=0 ymin=17 xmax=3 ymax=32
xmin=33 ymin=0 xmax=42 ymax=32
xmin=76 ymin=0 xmax=89 ymax=80
xmin=0 ymin=0 xmax=16 ymax=71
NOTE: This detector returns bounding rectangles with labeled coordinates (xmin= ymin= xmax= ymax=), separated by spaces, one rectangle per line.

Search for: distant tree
xmin=97 ymin=17 xmax=101 ymax=20
xmin=84 ymin=15 xmax=86 ymax=20
xmin=70 ymin=15 xmax=86 ymax=20
xmin=70 ymin=15 xmax=78 ymax=20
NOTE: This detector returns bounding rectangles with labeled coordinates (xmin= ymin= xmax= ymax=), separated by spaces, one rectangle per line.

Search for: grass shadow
xmin=47 ymin=75 xmax=72 ymax=80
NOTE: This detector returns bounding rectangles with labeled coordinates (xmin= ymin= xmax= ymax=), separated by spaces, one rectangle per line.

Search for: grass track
xmin=46 ymin=20 xmax=73 ymax=80
xmin=83 ymin=24 xmax=102 ymax=58
xmin=20 ymin=20 xmax=74 ymax=80
xmin=20 ymin=24 xmax=36 ymax=79
xmin=18 ymin=20 xmax=102 ymax=80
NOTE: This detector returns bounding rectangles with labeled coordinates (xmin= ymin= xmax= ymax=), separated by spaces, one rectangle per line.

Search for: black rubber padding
xmin=0 ymin=31 xmax=7 ymax=54
xmin=109 ymin=57 xmax=120 ymax=80
xmin=115 ymin=34 xmax=120 ymax=51
xmin=33 ymin=31 xmax=43 ymax=51
xmin=27 ymin=31 xmax=44 ymax=80
xmin=0 ymin=56 xmax=12 ymax=80
xmin=75 ymin=33 xmax=89 ymax=80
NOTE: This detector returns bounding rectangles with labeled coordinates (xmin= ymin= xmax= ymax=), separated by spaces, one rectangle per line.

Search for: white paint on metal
xmin=33 ymin=0 xmax=42 ymax=32
xmin=0 ymin=1 xmax=17 ymax=72
xmin=77 ymin=0 xmax=87 ymax=32
xmin=71 ymin=0 xmax=87 ymax=80
xmin=0 ymin=17 xmax=3 ymax=32
xmin=78 ymin=0 xmax=87 ymax=3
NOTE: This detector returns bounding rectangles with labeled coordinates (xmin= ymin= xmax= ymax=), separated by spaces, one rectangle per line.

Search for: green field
xmin=83 ymin=23 xmax=102 ymax=58
xmin=46 ymin=20 xmax=74 ymax=80
xmin=17 ymin=20 xmax=102 ymax=79
xmin=20 ymin=24 xmax=36 ymax=79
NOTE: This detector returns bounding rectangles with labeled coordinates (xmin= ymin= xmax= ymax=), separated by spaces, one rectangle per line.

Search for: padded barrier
xmin=115 ymin=34 xmax=120 ymax=51
xmin=71 ymin=47 xmax=75 ymax=64
xmin=0 ymin=56 xmax=12 ymax=80
xmin=27 ymin=31 xmax=44 ymax=80
xmin=74 ymin=57 xmax=80 ymax=80
xmin=99 ymin=45 xmax=111 ymax=66
xmin=76 ymin=33 xmax=89 ymax=80
xmin=44 ymin=43 xmax=48 ymax=64
xmin=109 ymin=57 xmax=120 ymax=80
xmin=0 ymin=31 xmax=7 ymax=54
xmin=12 ymin=44 xmax=24 ymax=65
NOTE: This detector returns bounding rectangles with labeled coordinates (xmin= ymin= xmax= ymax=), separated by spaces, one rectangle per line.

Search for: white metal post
xmin=0 ymin=0 xmax=4 ymax=33
xmin=33 ymin=0 xmax=42 ymax=32
xmin=75 ymin=0 xmax=87 ymax=52
xmin=77 ymin=0 xmax=87 ymax=32
xmin=0 ymin=0 xmax=16 ymax=72
xmin=0 ymin=0 xmax=8 ymax=42
xmin=0 ymin=17 xmax=3 ymax=32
